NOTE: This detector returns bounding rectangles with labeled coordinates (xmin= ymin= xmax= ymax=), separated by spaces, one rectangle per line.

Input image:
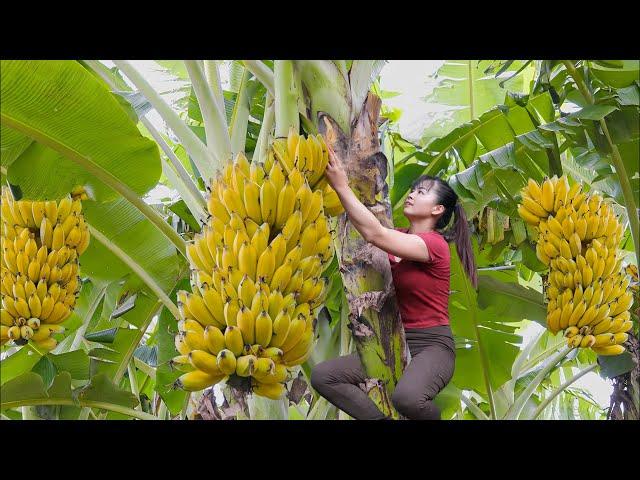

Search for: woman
xmin=310 ymin=146 xmax=478 ymax=420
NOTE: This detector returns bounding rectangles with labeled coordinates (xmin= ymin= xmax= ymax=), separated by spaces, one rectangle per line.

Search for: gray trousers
xmin=310 ymin=325 xmax=455 ymax=420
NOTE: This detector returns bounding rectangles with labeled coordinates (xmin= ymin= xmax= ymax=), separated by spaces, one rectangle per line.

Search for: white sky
xmin=112 ymin=60 xmax=614 ymax=415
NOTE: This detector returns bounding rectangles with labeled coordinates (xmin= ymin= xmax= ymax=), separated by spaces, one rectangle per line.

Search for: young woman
xmin=310 ymin=147 xmax=478 ymax=420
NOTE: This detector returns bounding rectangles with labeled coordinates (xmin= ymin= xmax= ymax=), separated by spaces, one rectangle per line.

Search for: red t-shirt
xmin=388 ymin=228 xmax=451 ymax=328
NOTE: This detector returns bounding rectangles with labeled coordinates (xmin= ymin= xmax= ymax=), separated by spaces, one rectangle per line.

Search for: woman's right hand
xmin=325 ymin=145 xmax=349 ymax=192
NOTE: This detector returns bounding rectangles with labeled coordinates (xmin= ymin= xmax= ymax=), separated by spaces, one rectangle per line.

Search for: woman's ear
xmin=433 ymin=204 xmax=446 ymax=215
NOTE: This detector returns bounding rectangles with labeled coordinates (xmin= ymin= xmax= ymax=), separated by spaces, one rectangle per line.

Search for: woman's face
xmin=403 ymin=182 xmax=445 ymax=221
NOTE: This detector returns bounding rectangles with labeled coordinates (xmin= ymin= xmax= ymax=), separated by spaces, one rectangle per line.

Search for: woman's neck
xmin=408 ymin=219 xmax=437 ymax=234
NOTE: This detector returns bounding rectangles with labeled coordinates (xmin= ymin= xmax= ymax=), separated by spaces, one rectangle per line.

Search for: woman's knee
xmin=391 ymin=385 xmax=417 ymax=417
xmin=391 ymin=386 xmax=440 ymax=420
xmin=310 ymin=361 xmax=332 ymax=392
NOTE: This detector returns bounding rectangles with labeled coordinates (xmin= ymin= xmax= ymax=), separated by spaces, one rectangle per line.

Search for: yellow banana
xmin=56 ymin=196 xmax=73 ymax=223
xmin=282 ymin=211 xmax=303 ymax=252
xmin=188 ymin=349 xmax=223 ymax=376
xmin=175 ymin=370 xmax=223 ymax=391
xmin=185 ymin=293 xmax=218 ymax=327
xmin=283 ymin=329 xmax=314 ymax=365
xmin=256 ymin=246 xmax=276 ymax=284
xmin=203 ymin=325 xmax=226 ymax=355
xmin=580 ymin=335 xmax=596 ymax=348
xmin=541 ymin=177 xmax=555 ymax=213
xmin=238 ymin=275 xmax=257 ymax=309
xmin=569 ymin=233 xmax=581 ymax=258
xmin=559 ymin=301 xmax=574 ymax=329
xmin=591 ymin=344 xmax=625 ymax=356
xmin=224 ymin=298 xmax=240 ymax=327
xmin=238 ymin=242 xmax=257 ymax=280
xmin=251 ymin=379 xmax=286 ymax=399
xmin=275 ymin=179 xmax=298 ymax=230
xmin=237 ymin=305 xmax=256 ymax=345
xmin=224 ymin=325 xmax=244 ymax=356
xmin=250 ymin=223 xmax=270 ymax=258
xmin=216 ymin=349 xmax=237 ymax=375
xmin=235 ymin=354 xmax=256 ymax=377
xmin=207 ymin=194 xmax=231 ymax=224
xmin=547 ymin=307 xmax=561 ymax=333
xmin=259 ymin=177 xmax=277 ymax=225
xmin=280 ymin=316 xmax=307 ymax=353
xmin=269 ymin=234 xmax=287 ymax=268
xmin=254 ymin=310 xmax=273 ymax=346
xmin=270 ymin=262 xmax=292 ymax=292
xmin=593 ymin=333 xmax=615 ymax=347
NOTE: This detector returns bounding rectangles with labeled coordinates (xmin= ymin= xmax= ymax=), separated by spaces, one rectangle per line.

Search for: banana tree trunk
xmin=319 ymin=93 xmax=408 ymax=418
xmin=608 ymin=332 xmax=639 ymax=420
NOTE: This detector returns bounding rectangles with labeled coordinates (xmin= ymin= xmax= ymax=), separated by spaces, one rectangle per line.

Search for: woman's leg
xmin=310 ymin=355 xmax=388 ymax=420
xmin=391 ymin=344 xmax=455 ymax=420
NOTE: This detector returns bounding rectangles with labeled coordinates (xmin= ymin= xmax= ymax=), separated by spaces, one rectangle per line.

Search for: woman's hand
xmin=325 ymin=145 xmax=349 ymax=192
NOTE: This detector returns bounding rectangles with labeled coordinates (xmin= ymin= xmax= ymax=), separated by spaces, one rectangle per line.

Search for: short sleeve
xmin=415 ymin=232 xmax=448 ymax=264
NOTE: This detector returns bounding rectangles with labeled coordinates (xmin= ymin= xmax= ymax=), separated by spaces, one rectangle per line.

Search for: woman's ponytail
xmin=450 ymin=203 xmax=477 ymax=289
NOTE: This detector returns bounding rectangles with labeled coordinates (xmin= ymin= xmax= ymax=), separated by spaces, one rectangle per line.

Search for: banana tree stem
xmin=255 ymin=94 xmax=275 ymax=163
xmin=274 ymin=60 xmax=300 ymax=138
xmin=184 ymin=60 xmax=231 ymax=166
xmin=506 ymin=345 xmax=571 ymax=419
xmin=243 ymin=60 xmax=275 ymax=97
xmin=460 ymin=394 xmax=490 ymax=420
xmin=142 ymin=117 xmax=207 ymax=211
xmin=113 ymin=60 xmax=216 ymax=183
xmin=203 ymin=61 xmax=226 ymax=119
xmin=531 ymin=363 xmax=597 ymax=419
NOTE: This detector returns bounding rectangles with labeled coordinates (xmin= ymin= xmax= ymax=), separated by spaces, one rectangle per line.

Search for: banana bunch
xmin=173 ymin=147 xmax=334 ymax=399
xmin=518 ymin=175 xmax=634 ymax=356
xmin=1 ymin=187 xmax=90 ymax=351
xmin=270 ymin=127 xmax=344 ymax=217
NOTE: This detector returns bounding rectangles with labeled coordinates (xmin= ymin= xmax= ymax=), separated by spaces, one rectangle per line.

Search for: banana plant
xmin=260 ymin=60 xmax=409 ymax=418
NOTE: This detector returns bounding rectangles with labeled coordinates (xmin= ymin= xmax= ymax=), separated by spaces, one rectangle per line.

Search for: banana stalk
xmin=229 ymin=67 xmax=256 ymax=155
xmin=505 ymin=345 xmax=571 ymax=419
xmin=184 ymin=60 xmax=232 ymax=165
xmin=243 ymin=60 xmax=275 ymax=98
xmin=255 ymin=94 xmax=275 ymax=164
xmin=113 ymin=60 xmax=217 ymax=182
xmin=203 ymin=61 xmax=227 ymax=120
xmin=530 ymin=363 xmax=597 ymax=419
xmin=274 ymin=61 xmax=300 ymax=138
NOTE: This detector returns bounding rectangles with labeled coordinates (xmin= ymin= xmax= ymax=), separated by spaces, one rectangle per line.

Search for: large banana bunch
xmin=518 ymin=175 xmax=634 ymax=356
xmin=173 ymin=145 xmax=334 ymax=399
xmin=1 ymin=187 xmax=90 ymax=351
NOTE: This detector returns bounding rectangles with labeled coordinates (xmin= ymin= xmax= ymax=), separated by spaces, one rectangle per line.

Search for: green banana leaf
xmin=590 ymin=60 xmax=639 ymax=88
xmin=449 ymin=244 xmax=522 ymax=403
xmin=0 ymin=372 xmax=155 ymax=419
xmin=419 ymin=60 xmax=534 ymax=144
xmin=0 ymin=60 xmax=161 ymax=202
xmin=80 ymin=198 xmax=182 ymax=293
xmin=391 ymin=91 xmax=555 ymax=217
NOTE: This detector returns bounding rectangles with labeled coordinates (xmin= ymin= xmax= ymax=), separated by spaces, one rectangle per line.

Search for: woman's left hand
xmin=325 ymin=145 xmax=349 ymax=192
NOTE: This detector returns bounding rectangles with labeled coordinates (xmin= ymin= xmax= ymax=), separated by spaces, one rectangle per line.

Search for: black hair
xmin=410 ymin=175 xmax=478 ymax=288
